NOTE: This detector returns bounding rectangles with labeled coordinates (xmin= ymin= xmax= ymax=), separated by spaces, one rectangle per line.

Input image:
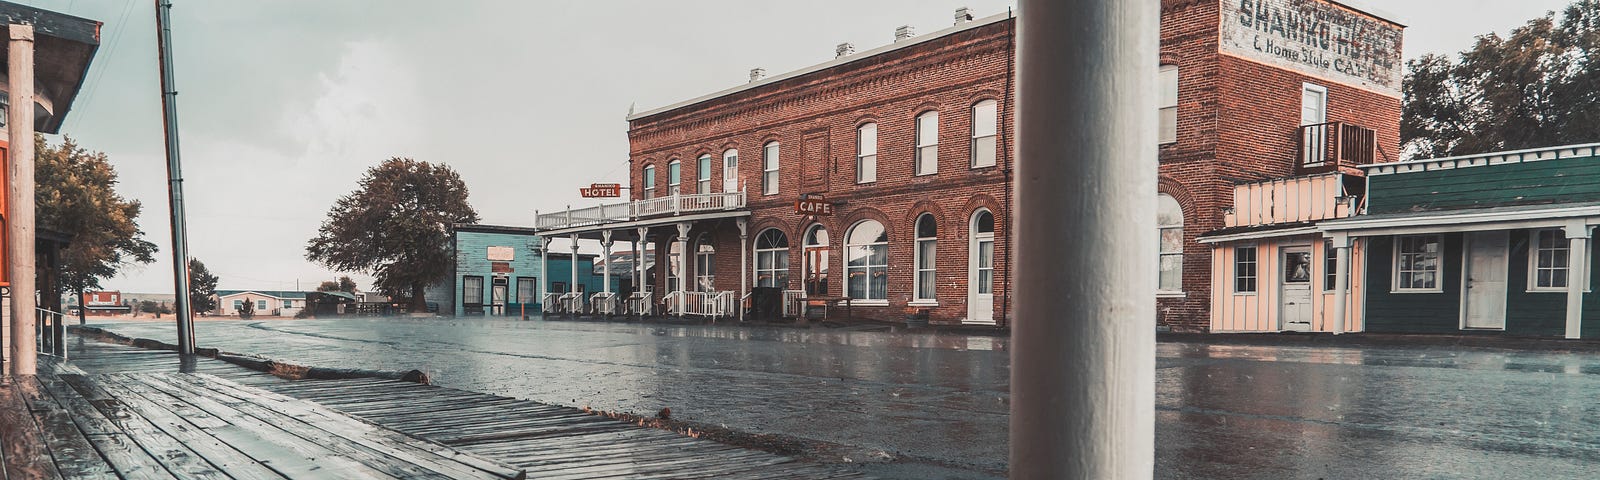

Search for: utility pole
xmin=155 ymin=0 xmax=194 ymax=355
xmin=1011 ymin=0 xmax=1157 ymax=478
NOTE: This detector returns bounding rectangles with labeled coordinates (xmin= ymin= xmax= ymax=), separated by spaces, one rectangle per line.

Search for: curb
xmin=68 ymin=325 xmax=431 ymax=384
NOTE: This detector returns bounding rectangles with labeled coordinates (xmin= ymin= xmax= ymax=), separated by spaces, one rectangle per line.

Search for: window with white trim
xmin=257 ymin=300 xmax=268 ymax=311
xmin=1159 ymin=64 xmax=1178 ymax=144
xmin=694 ymin=234 xmax=715 ymax=292
xmin=668 ymin=160 xmax=681 ymax=196
xmin=1302 ymin=83 xmax=1328 ymax=126
xmin=846 ymin=220 xmax=889 ymax=300
xmin=754 ymin=229 xmax=789 ymax=288
xmin=763 ymin=142 xmax=780 ymax=195
xmin=1323 ymin=242 xmax=1344 ymax=291
xmin=233 ymin=300 xmax=243 ymax=310
xmin=857 ymin=123 xmax=877 ymax=183
xmin=643 ymin=165 xmax=656 ymax=199
xmin=722 ymin=149 xmax=739 ymax=192
xmin=914 ymin=214 xmax=937 ymax=301
xmin=1529 ymin=229 xmax=1590 ymax=291
xmin=971 ymin=100 xmax=998 ymax=167
xmin=1394 ymin=235 xmax=1442 ymax=291
xmin=697 ymin=154 xmax=712 ymax=194
xmin=1235 ymin=246 xmax=1257 ymax=293
xmin=1158 ymin=194 xmax=1184 ymax=293
xmin=915 ymin=111 xmax=938 ymax=175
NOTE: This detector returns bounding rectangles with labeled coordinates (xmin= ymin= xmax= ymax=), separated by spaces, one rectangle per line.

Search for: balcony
xmin=534 ymin=191 xmax=747 ymax=231
xmin=1297 ymin=121 xmax=1378 ymax=175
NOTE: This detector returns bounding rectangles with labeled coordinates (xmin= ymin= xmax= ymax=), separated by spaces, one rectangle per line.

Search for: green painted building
xmin=424 ymin=224 xmax=604 ymax=316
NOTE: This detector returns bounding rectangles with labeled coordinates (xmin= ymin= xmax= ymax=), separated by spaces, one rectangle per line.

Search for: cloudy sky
xmin=16 ymin=0 xmax=1578 ymax=293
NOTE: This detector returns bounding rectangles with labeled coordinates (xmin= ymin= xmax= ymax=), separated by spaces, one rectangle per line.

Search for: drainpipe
xmin=1011 ymin=0 xmax=1157 ymax=478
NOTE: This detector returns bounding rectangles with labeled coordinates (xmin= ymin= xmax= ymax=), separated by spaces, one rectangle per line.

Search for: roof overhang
xmin=0 ymin=1 xmax=101 ymax=134
xmin=1318 ymin=203 xmax=1600 ymax=237
xmin=1198 ymin=226 xmax=1321 ymax=245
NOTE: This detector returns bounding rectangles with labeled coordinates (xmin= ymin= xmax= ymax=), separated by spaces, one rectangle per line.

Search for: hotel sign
xmin=580 ymin=183 xmax=623 ymax=198
xmin=1220 ymin=0 xmax=1403 ymax=98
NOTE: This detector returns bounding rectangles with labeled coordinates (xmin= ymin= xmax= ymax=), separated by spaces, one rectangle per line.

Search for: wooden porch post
xmin=1331 ymin=233 xmax=1352 ymax=334
xmin=569 ymin=234 xmax=579 ymax=311
xmin=675 ymin=222 xmax=689 ymax=317
xmin=539 ymin=236 xmax=549 ymax=312
xmin=1565 ymin=222 xmax=1589 ymax=339
xmin=7 ymin=23 xmax=36 ymax=376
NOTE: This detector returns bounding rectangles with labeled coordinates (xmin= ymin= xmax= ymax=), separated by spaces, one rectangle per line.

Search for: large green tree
xmin=188 ymin=258 xmax=219 ymax=314
xmin=1402 ymin=0 xmax=1600 ymax=158
xmin=316 ymin=275 xmax=358 ymax=293
xmin=305 ymin=158 xmax=476 ymax=312
xmin=35 ymin=135 xmax=158 ymax=323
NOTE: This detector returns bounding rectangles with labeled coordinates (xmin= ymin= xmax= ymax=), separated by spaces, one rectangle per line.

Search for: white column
xmin=602 ymin=230 xmax=613 ymax=295
xmin=636 ymin=227 xmax=648 ymax=295
xmin=675 ymin=222 xmax=690 ymax=317
xmin=1331 ymin=234 xmax=1352 ymax=335
xmin=569 ymin=234 xmax=579 ymax=304
xmin=1565 ymin=223 xmax=1589 ymax=339
xmin=539 ymin=237 xmax=549 ymax=312
xmin=8 ymin=24 xmax=37 ymax=376
xmin=1012 ymin=0 xmax=1156 ymax=478
xmin=738 ymin=218 xmax=749 ymax=322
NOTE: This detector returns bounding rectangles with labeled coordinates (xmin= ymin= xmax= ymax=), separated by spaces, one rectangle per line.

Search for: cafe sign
xmin=1219 ymin=0 xmax=1403 ymax=98
xmin=580 ymin=183 xmax=623 ymax=198
xmin=795 ymin=194 xmax=834 ymax=216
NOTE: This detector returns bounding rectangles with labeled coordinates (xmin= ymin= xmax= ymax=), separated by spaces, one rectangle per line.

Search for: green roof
xmin=216 ymin=290 xmax=311 ymax=300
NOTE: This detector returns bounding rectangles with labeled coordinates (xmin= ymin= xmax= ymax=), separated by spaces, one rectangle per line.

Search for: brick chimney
xmin=894 ymin=25 xmax=915 ymax=42
xmin=836 ymin=42 xmax=855 ymax=58
xmin=955 ymin=7 xmax=974 ymax=24
xmin=749 ymin=68 xmax=766 ymax=83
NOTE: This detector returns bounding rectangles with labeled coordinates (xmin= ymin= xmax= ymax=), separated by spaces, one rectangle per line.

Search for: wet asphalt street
xmin=90 ymin=317 xmax=1600 ymax=479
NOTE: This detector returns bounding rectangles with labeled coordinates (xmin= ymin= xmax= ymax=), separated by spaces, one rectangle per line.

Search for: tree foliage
xmin=1402 ymin=0 xmax=1600 ymax=158
xmin=316 ymin=276 xmax=358 ymax=293
xmin=305 ymin=158 xmax=476 ymax=311
xmin=35 ymin=135 xmax=158 ymax=297
xmin=188 ymin=258 xmax=219 ymax=314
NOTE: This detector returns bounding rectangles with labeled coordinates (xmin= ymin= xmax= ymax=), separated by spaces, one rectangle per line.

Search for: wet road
xmin=93 ymin=317 xmax=1600 ymax=479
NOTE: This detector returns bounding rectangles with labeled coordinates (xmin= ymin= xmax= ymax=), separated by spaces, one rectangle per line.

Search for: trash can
xmin=751 ymin=287 xmax=782 ymax=321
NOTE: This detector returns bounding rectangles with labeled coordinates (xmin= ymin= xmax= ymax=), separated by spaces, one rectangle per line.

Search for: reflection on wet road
xmin=95 ymin=318 xmax=1600 ymax=479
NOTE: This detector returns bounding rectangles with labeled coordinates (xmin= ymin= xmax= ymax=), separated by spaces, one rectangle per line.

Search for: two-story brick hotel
xmin=530 ymin=0 xmax=1404 ymax=330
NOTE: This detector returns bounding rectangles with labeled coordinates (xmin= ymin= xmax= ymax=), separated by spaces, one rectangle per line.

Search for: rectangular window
xmin=972 ymin=101 xmax=998 ymax=168
xmin=1394 ymin=235 xmax=1441 ymax=291
xmin=643 ymin=166 xmax=656 ymax=199
xmin=1158 ymin=226 xmax=1183 ymax=292
xmin=551 ymin=281 xmax=567 ymax=294
xmin=1528 ymin=229 xmax=1590 ymax=291
xmin=257 ymin=300 xmax=268 ymax=311
xmin=1159 ymin=64 xmax=1178 ymax=144
xmin=1302 ymin=83 xmax=1328 ymax=126
xmin=464 ymin=276 xmax=485 ymax=305
xmin=857 ymin=123 xmax=877 ymax=183
xmin=915 ymin=238 xmax=935 ymax=300
xmin=517 ymin=277 xmax=537 ymax=304
xmin=697 ymin=155 xmax=712 ymax=194
xmin=668 ymin=162 xmax=681 ymax=195
xmin=233 ymin=300 xmax=243 ymax=310
xmin=916 ymin=112 xmax=938 ymax=175
xmin=763 ymin=143 xmax=779 ymax=195
xmin=1324 ymin=243 xmax=1342 ymax=291
xmin=977 ymin=240 xmax=994 ymax=295
xmin=1235 ymin=246 xmax=1257 ymax=293
xmin=756 ymin=249 xmax=789 ymax=288
xmin=283 ymin=300 xmax=292 ymax=308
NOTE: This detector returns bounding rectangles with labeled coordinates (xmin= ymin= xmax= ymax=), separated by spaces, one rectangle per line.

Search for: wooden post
xmin=569 ymin=233 xmax=579 ymax=314
xmin=539 ymin=236 xmax=549 ymax=313
xmin=1012 ymin=0 xmax=1156 ymax=478
xmin=7 ymin=23 xmax=35 ymax=376
xmin=1565 ymin=222 xmax=1589 ymax=339
xmin=1331 ymin=234 xmax=1351 ymax=334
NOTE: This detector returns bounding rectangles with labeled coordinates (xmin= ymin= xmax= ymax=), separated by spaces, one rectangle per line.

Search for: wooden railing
xmin=590 ymin=292 xmax=618 ymax=315
xmin=535 ymin=191 xmax=746 ymax=231
xmin=1297 ymin=122 xmax=1377 ymax=174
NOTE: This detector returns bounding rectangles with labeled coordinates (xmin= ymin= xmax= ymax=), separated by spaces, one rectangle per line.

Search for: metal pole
xmin=155 ymin=0 xmax=195 ymax=355
xmin=1012 ymin=0 xmax=1156 ymax=478
xmin=7 ymin=23 xmax=37 ymax=376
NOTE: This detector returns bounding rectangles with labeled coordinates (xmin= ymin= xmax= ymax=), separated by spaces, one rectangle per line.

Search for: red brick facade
xmin=623 ymin=1 xmax=1401 ymax=330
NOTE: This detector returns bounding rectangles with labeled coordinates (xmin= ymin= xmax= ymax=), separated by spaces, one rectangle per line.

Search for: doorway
xmin=491 ymin=277 xmax=508 ymax=316
xmin=1280 ymin=246 xmax=1312 ymax=332
xmin=1464 ymin=231 xmax=1508 ymax=329
xmin=967 ymin=209 xmax=996 ymax=324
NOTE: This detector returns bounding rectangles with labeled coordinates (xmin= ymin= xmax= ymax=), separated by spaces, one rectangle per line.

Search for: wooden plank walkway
xmin=37 ymin=337 xmax=868 ymax=479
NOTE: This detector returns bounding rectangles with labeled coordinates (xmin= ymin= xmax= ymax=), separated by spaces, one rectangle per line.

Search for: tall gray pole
xmin=155 ymin=0 xmax=194 ymax=355
xmin=1011 ymin=0 xmax=1157 ymax=478
xmin=7 ymin=23 xmax=36 ymax=376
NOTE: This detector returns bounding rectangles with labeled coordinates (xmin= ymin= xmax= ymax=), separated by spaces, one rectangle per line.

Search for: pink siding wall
xmin=1223 ymin=174 xmax=1351 ymax=228
xmin=1210 ymin=236 xmax=1365 ymax=332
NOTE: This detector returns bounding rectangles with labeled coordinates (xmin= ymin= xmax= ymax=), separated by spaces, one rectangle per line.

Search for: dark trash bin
xmin=750 ymin=287 xmax=782 ymax=321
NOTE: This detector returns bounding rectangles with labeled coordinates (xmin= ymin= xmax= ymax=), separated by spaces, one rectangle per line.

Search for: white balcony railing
xmin=781 ymin=290 xmax=805 ymax=317
xmin=535 ymin=191 xmax=746 ymax=231
xmin=590 ymin=292 xmax=618 ymax=315
xmin=661 ymin=291 xmax=736 ymax=320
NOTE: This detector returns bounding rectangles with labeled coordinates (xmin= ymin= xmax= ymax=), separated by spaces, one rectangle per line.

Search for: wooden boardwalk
xmin=6 ymin=338 xmax=867 ymax=479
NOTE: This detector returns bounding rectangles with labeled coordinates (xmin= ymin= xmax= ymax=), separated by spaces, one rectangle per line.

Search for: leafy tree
xmin=188 ymin=258 xmax=219 ymax=314
xmin=305 ymin=158 xmax=477 ymax=312
xmin=35 ymin=135 xmax=158 ymax=324
xmin=1402 ymin=0 xmax=1600 ymax=158
xmin=238 ymin=298 xmax=255 ymax=319
xmin=316 ymin=275 xmax=358 ymax=293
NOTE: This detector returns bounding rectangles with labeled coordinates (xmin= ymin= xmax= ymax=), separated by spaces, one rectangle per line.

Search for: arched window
xmin=1159 ymin=64 xmax=1178 ymax=144
xmin=668 ymin=159 xmax=682 ymax=195
xmin=754 ymin=228 xmax=790 ymax=288
xmin=762 ymin=142 xmax=780 ymax=195
xmin=971 ymin=100 xmax=998 ymax=168
xmin=915 ymin=111 xmax=939 ymax=175
xmin=803 ymin=225 xmax=830 ymax=296
xmin=846 ymin=220 xmax=889 ymax=300
xmin=857 ymin=123 xmax=877 ymax=183
xmin=1158 ymin=194 xmax=1184 ymax=293
xmin=694 ymin=233 xmax=715 ymax=292
xmin=722 ymin=149 xmax=739 ymax=192
xmin=696 ymin=154 xmax=712 ymax=194
xmin=914 ymin=214 xmax=938 ymax=302
xmin=642 ymin=165 xmax=657 ymax=199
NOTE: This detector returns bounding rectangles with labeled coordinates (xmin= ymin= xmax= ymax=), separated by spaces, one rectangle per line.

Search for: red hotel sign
xmin=795 ymin=197 xmax=834 ymax=216
xmin=580 ymin=183 xmax=622 ymax=198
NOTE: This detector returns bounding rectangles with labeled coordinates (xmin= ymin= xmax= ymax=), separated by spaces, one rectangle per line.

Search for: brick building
xmin=532 ymin=0 xmax=1403 ymax=330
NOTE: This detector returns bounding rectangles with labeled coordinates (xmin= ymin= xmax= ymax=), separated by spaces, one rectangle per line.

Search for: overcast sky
xmin=16 ymin=0 xmax=1579 ymax=293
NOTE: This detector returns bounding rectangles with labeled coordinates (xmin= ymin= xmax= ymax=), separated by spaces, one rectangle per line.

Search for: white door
xmin=1464 ymin=231 xmax=1509 ymax=329
xmin=967 ymin=210 xmax=996 ymax=324
xmin=1301 ymin=84 xmax=1327 ymax=126
xmin=1280 ymin=247 xmax=1313 ymax=332
xmin=723 ymin=150 xmax=739 ymax=192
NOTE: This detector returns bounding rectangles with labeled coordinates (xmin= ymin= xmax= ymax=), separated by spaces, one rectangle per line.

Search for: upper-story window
xmin=857 ymin=123 xmax=877 ymax=183
xmin=668 ymin=160 xmax=682 ymax=195
xmin=643 ymin=165 xmax=656 ymax=199
xmin=971 ymin=100 xmax=998 ymax=168
xmin=696 ymin=154 xmax=712 ymax=194
xmin=915 ymin=111 xmax=939 ymax=175
xmin=1301 ymin=83 xmax=1327 ymax=126
xmin=722 ymin=149 xmax=739 ymax=192
xmin=763 ymin=141 xmax=780 ymax=195
xmin=1159 ymin=64 xmax=1178 ymax=144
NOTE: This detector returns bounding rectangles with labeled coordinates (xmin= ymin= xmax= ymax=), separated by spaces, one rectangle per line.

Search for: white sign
xmin=487 ymin=246 xmax=515 ymax=261
xmin=1220 ymin=0 xmax=1403 ymax=98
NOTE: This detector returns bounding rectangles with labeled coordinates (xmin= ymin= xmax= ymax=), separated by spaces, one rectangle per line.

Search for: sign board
xmin=795 ymin=196 xmax=834 ymax=216
xmin=491 ymin=262 xmax=514 ymax=274
xmin=580 ymin=183 xmax=623 ymax=198
xmin=1219 ymin=0 xmax=1403 ymax=98
xmin=487 ymin=246 xmax=515 ymax=261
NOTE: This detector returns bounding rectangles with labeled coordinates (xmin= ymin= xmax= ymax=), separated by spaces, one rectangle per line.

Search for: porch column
xmin=539 ymin=237 xmax=550 ymax=312
xmin=636 ymin=226 xmax=648 ymax=294
xmin=1565 ymin=222 xmax=1590 ymax=339
xmin=8 ymin=24 xmax=37 ymax=376
xmin=569 ymin=234 xmax=579 ymax=305
xmin=601 ymin=230 xmax=613 ymax=295
xmin=738 ymin=218 xmax=748 ymax=322
xmin=1330 ymin=234 xmax=1352 ymax=335
xmin=676 ymin=222 xmax=690 ymax=317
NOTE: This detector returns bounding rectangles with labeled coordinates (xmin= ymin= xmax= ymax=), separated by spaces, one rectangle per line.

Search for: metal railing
xmin=626 ymin=291 xmax=653 ymax=316
xmin=1298 ymin=121 xmax=1377 ymax=173
xmin=590 ymin=292 xmax=618 ymax=315
xmin=36 ymin=307 xmax=67 ymax=359
xmin=781 ymin=290 xmax=805 ymax=317
xmin=535 ymin=191 xmax=746 ymax=231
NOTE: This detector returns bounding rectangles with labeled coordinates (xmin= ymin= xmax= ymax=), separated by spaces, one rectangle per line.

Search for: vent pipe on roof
xmin=749 ymin=68 xmax=766 ymax=83
xmin=836 ymin=42 xmax=855 ymax=58
xmin=894 ymin=25 xmax=915 ymax=42
xmin=955 ymin=7 xmax=974 ymax=24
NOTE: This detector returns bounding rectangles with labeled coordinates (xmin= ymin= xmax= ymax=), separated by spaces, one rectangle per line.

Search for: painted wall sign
xmin=1220 ymin=0 xmax=1403 ymax=98
xmin=487 ymin=246 xmax=515 ymax=261
xmin=795 ymin=197 xmax=834 ymax=216
xmin=580 ymin=183 xmax=623 ymax=198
